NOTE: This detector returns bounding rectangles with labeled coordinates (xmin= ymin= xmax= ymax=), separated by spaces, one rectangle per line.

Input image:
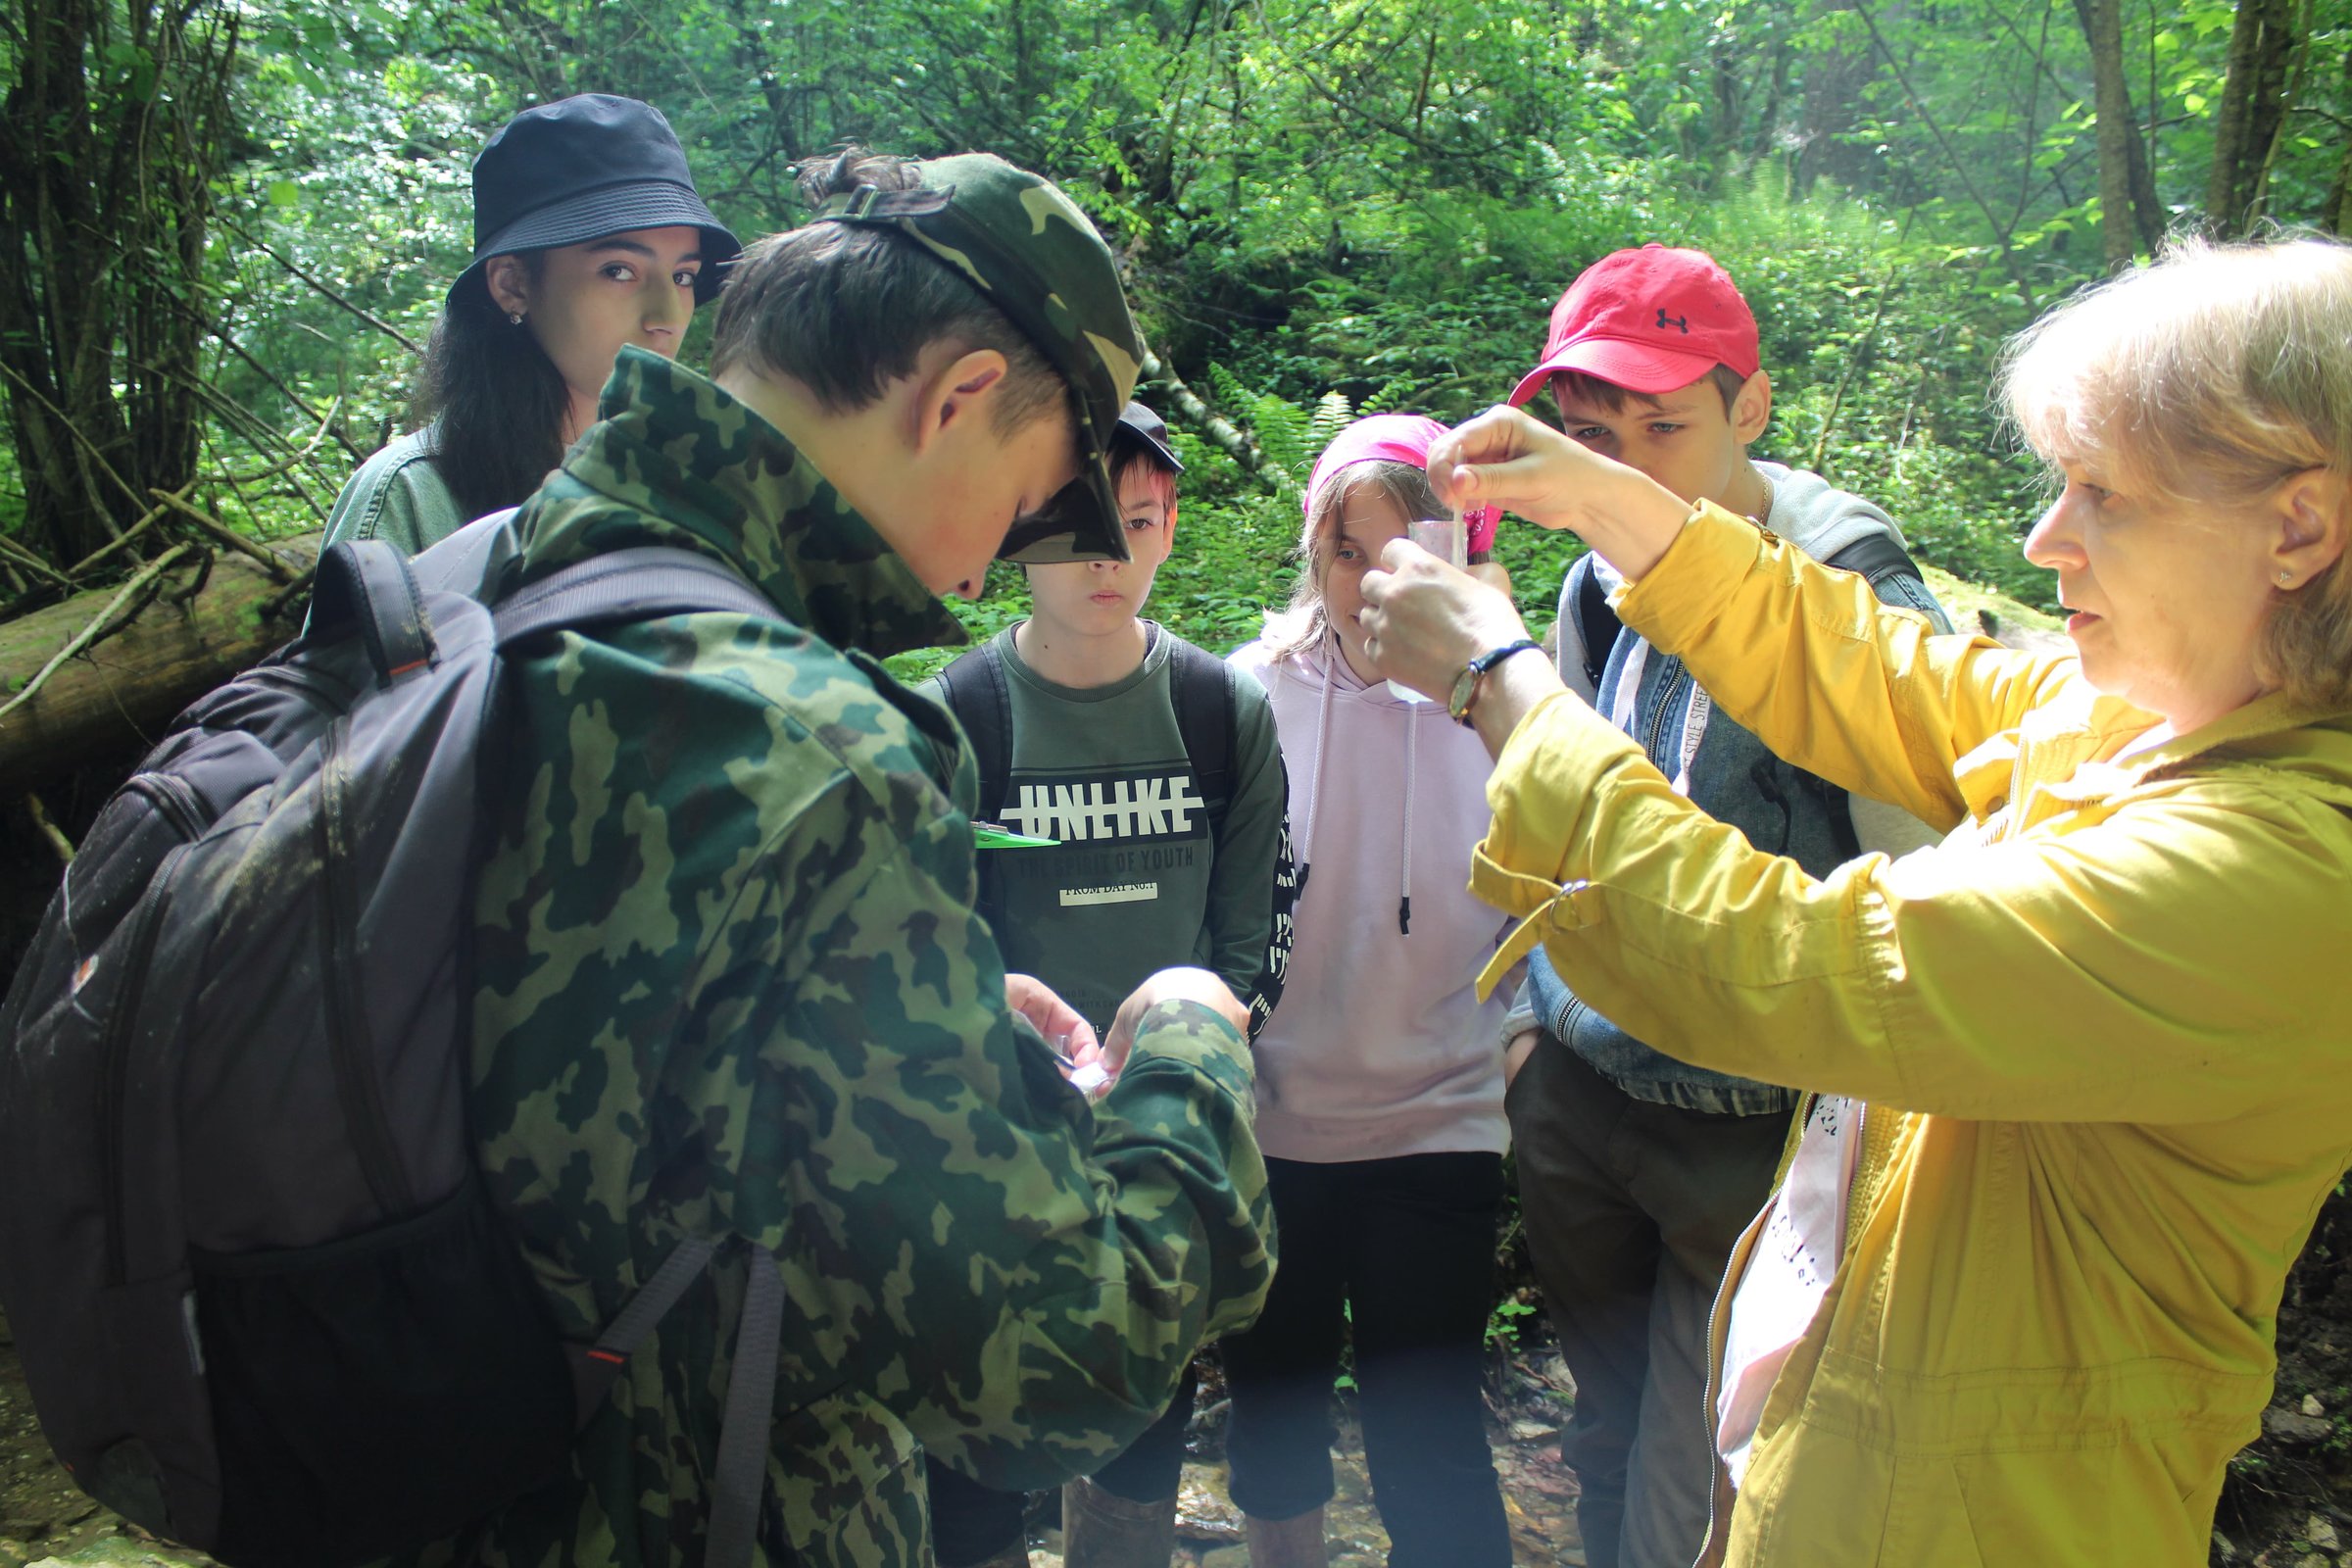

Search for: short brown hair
xmin=1108 ymin=435 xmax=1179 ymax=511
xmin=1550 ymin=364 xmax=1748 ymax=416
xmin=2001 ymin=234 xmax=2352 ymax=711
xmin=709 ymin=148 xmax=1065 ymax=435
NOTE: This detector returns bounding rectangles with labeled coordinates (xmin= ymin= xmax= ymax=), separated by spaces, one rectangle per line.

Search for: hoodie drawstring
xmin=1399 ymin=707 xmax=1417 ymax=934
xmin=1297 ymin=631 xmax=1341 ymax=900
xmin=1299 ymin=626 xmax=1422 ymax=935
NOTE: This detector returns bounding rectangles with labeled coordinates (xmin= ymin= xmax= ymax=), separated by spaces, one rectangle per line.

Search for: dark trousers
xmin=926 ymin=1363 xmax=1199 ymax=1565
xmin=1222 ymin=1152 xmax=1511 ymax=1568
xmin=1507 ymin=1038 xmax=1790 ymax=1568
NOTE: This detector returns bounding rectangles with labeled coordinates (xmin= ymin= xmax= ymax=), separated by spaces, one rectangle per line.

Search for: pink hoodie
xmin=1228 ymin=630 xmax=1514 ymax=1161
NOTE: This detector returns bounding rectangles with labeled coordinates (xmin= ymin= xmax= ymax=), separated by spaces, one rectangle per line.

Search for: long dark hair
xmin=411 ymin=254 xmax=571 ymax=520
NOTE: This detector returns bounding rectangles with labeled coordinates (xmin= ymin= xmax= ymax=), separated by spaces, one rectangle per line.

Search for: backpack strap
xmin=1165 ymin=635 xmax=1236 ymax=832
xmin=1822 ymin=532 xmax=1925 ymax=591
xmin=564 ymin=1237 xmax=719 ymax=1422
xmin=1566 ymin=552 xmax=1622 ymax=697
xmin=707 ymin=1243 xmax=783 ymax=1568
xmin=312 ymin=539 xmax=438 ymax=686
xmin=935 ymin=642 xmax=1014 ymax=824
xmin=560 ymin=1235 xmax=782 ymax=1568
xmin=493 ymin=546 xmax=777 ymax=645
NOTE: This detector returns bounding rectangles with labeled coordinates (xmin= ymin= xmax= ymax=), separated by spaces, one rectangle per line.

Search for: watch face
xmin=1448 ymin=662 xmax=1481 ymax=718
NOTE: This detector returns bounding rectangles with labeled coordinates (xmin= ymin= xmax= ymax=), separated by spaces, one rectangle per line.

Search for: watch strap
xmin=1450 ymin=637 xmax=1544 ymax=724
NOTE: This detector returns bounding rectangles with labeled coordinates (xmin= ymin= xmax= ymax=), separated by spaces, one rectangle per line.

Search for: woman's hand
xmin=1358 ymin=543 xmax=1531 ymax=704
xmin=1359 ymin=542 xmax=1567 ymax=756
xmin=1427 ymin=406 xmax=1691 ymax=580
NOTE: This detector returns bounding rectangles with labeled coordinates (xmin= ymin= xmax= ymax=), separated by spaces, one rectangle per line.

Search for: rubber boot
xmin=1059 ymin=1475 xmax=1179 ymax=1568
xmin=1244 ymin=1505 xmax=1328 ymax=1568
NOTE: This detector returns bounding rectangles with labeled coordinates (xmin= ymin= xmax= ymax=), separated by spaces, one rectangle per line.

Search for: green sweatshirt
xmin=923 ymin=625 xmax=1290 ymax=1035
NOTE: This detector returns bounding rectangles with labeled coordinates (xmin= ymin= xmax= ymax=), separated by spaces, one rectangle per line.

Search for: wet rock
xmin=1175 ymin=1472 xmax=1245 ymax=1544
xmin=2264 ymin=1405 xmax=2334 ymax=1444
xmin=1530 ymin=1353 xmax=1576 ymax=1400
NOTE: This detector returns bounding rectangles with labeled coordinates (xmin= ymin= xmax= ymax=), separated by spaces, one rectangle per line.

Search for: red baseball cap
xmin=1507 ymin=244 xmax=1761 ymax=407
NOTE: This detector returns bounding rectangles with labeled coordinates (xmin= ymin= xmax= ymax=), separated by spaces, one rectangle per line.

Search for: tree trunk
xmin=2088 ymin=0 xmax=2135 ymax=265
xmin=2070 ymin=0 xmax=2160 ymax=262
xmin=1137 ymin=352 xmax=1292 ymax=497
xmin=0 ymin=532 xmax=319 ymax=794
xmin=2208 ymin=0 xmax=2300 ymax=232
xmin=0 ymin=0 xmax=240 ymax=566
xmin=2328 ymin=39 xmax=2352 ymax=234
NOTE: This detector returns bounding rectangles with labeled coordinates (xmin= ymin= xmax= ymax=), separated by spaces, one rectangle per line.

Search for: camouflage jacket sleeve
xmin=633 ymin=646 xmax=1275 ymax=1492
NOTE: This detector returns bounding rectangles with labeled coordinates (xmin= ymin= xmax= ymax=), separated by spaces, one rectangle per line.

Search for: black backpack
xmin=933 ymin=633 xmax=1294 ymax=1038
xmin=0 ymin=539 xmax=789 ymax=1568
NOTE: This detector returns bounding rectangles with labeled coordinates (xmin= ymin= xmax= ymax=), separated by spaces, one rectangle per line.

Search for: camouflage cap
xmin=811 ymin=153 xmax=1145 ymax=565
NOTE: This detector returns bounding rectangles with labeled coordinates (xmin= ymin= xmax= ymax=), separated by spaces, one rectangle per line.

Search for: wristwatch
xmin=1447 ymin=639 xmax=1544 ymax=726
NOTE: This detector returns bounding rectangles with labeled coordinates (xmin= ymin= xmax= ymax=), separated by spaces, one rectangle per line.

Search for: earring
xmin=2278 ymin=569 xmax=2296 ymax=588
xmin=507 ymin=311 xmax=524 ymax=326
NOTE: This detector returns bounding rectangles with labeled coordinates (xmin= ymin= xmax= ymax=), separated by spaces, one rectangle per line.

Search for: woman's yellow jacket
xmin=1471 ymin=502 xmax=2352 ymax=1567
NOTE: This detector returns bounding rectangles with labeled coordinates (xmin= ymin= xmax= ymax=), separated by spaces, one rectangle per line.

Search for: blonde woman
xmin=1356 ymin=236 xmax=2352 ymax=1566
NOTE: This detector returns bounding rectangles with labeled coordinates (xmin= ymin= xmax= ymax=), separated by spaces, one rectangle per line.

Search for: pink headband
xmin=1302 ymin=414 xmax=1499 ymax=554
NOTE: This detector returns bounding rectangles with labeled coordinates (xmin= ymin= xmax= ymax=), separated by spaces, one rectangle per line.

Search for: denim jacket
xmin=1524 ymin=465 xmax=1952 ymax=1115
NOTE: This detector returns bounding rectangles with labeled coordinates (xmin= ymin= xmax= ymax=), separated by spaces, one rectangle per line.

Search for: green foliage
xmin=1486 ymin=1297 xmax=1538 ymax=1354
xmin=26 ymin=0 xmax=2342 ymax=610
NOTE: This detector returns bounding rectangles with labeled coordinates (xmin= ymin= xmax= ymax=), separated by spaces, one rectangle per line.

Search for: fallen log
xmin=0 ymin=530 xmax=320 ymax=794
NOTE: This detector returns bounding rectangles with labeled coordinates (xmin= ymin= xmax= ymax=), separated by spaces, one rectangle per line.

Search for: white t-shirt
xmin=1716 ymin=1095 xmax=1864 ymax=1488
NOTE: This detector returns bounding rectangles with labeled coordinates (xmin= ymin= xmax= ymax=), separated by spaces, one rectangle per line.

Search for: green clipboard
xmin=973 ymin=819 xmax=1058 ymax=850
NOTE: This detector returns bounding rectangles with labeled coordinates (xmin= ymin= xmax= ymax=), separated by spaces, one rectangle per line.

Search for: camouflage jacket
xmin=426 ymin=350 xmax=1274 ymax=1567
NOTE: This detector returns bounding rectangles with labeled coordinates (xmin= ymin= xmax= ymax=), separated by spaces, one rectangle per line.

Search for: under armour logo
xmin=1657 ymin=309 xmax=1690 ymax=334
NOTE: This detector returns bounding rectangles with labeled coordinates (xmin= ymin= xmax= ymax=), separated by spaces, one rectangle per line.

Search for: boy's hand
xmin=1102 ymin=967 xmax=1251 ymax=1079
xmin=1428 ymin=406 xmax=1690 ymax=580
xmin=1005 ymin=973 xmax=1101 ymax=1070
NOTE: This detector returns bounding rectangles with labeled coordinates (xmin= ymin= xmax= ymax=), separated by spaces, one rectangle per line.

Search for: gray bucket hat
xmin=449 ymin=95 xmax=740 ymax=311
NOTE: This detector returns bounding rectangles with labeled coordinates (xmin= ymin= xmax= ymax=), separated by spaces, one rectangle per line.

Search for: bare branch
xmin=0 ymin=360 xmax=144 ymax=521
xmin=151 ymin=488 xmax=301 ymax=583
xmin=0 ymin=534 xmax=75 ymax=590
xmin=220 ymin=218 xmax=422 ymax=356
xmin=67 ymin=495 xmax=181 ymax=576
xmin=24 ymin=792 xmax=75 ymax=865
